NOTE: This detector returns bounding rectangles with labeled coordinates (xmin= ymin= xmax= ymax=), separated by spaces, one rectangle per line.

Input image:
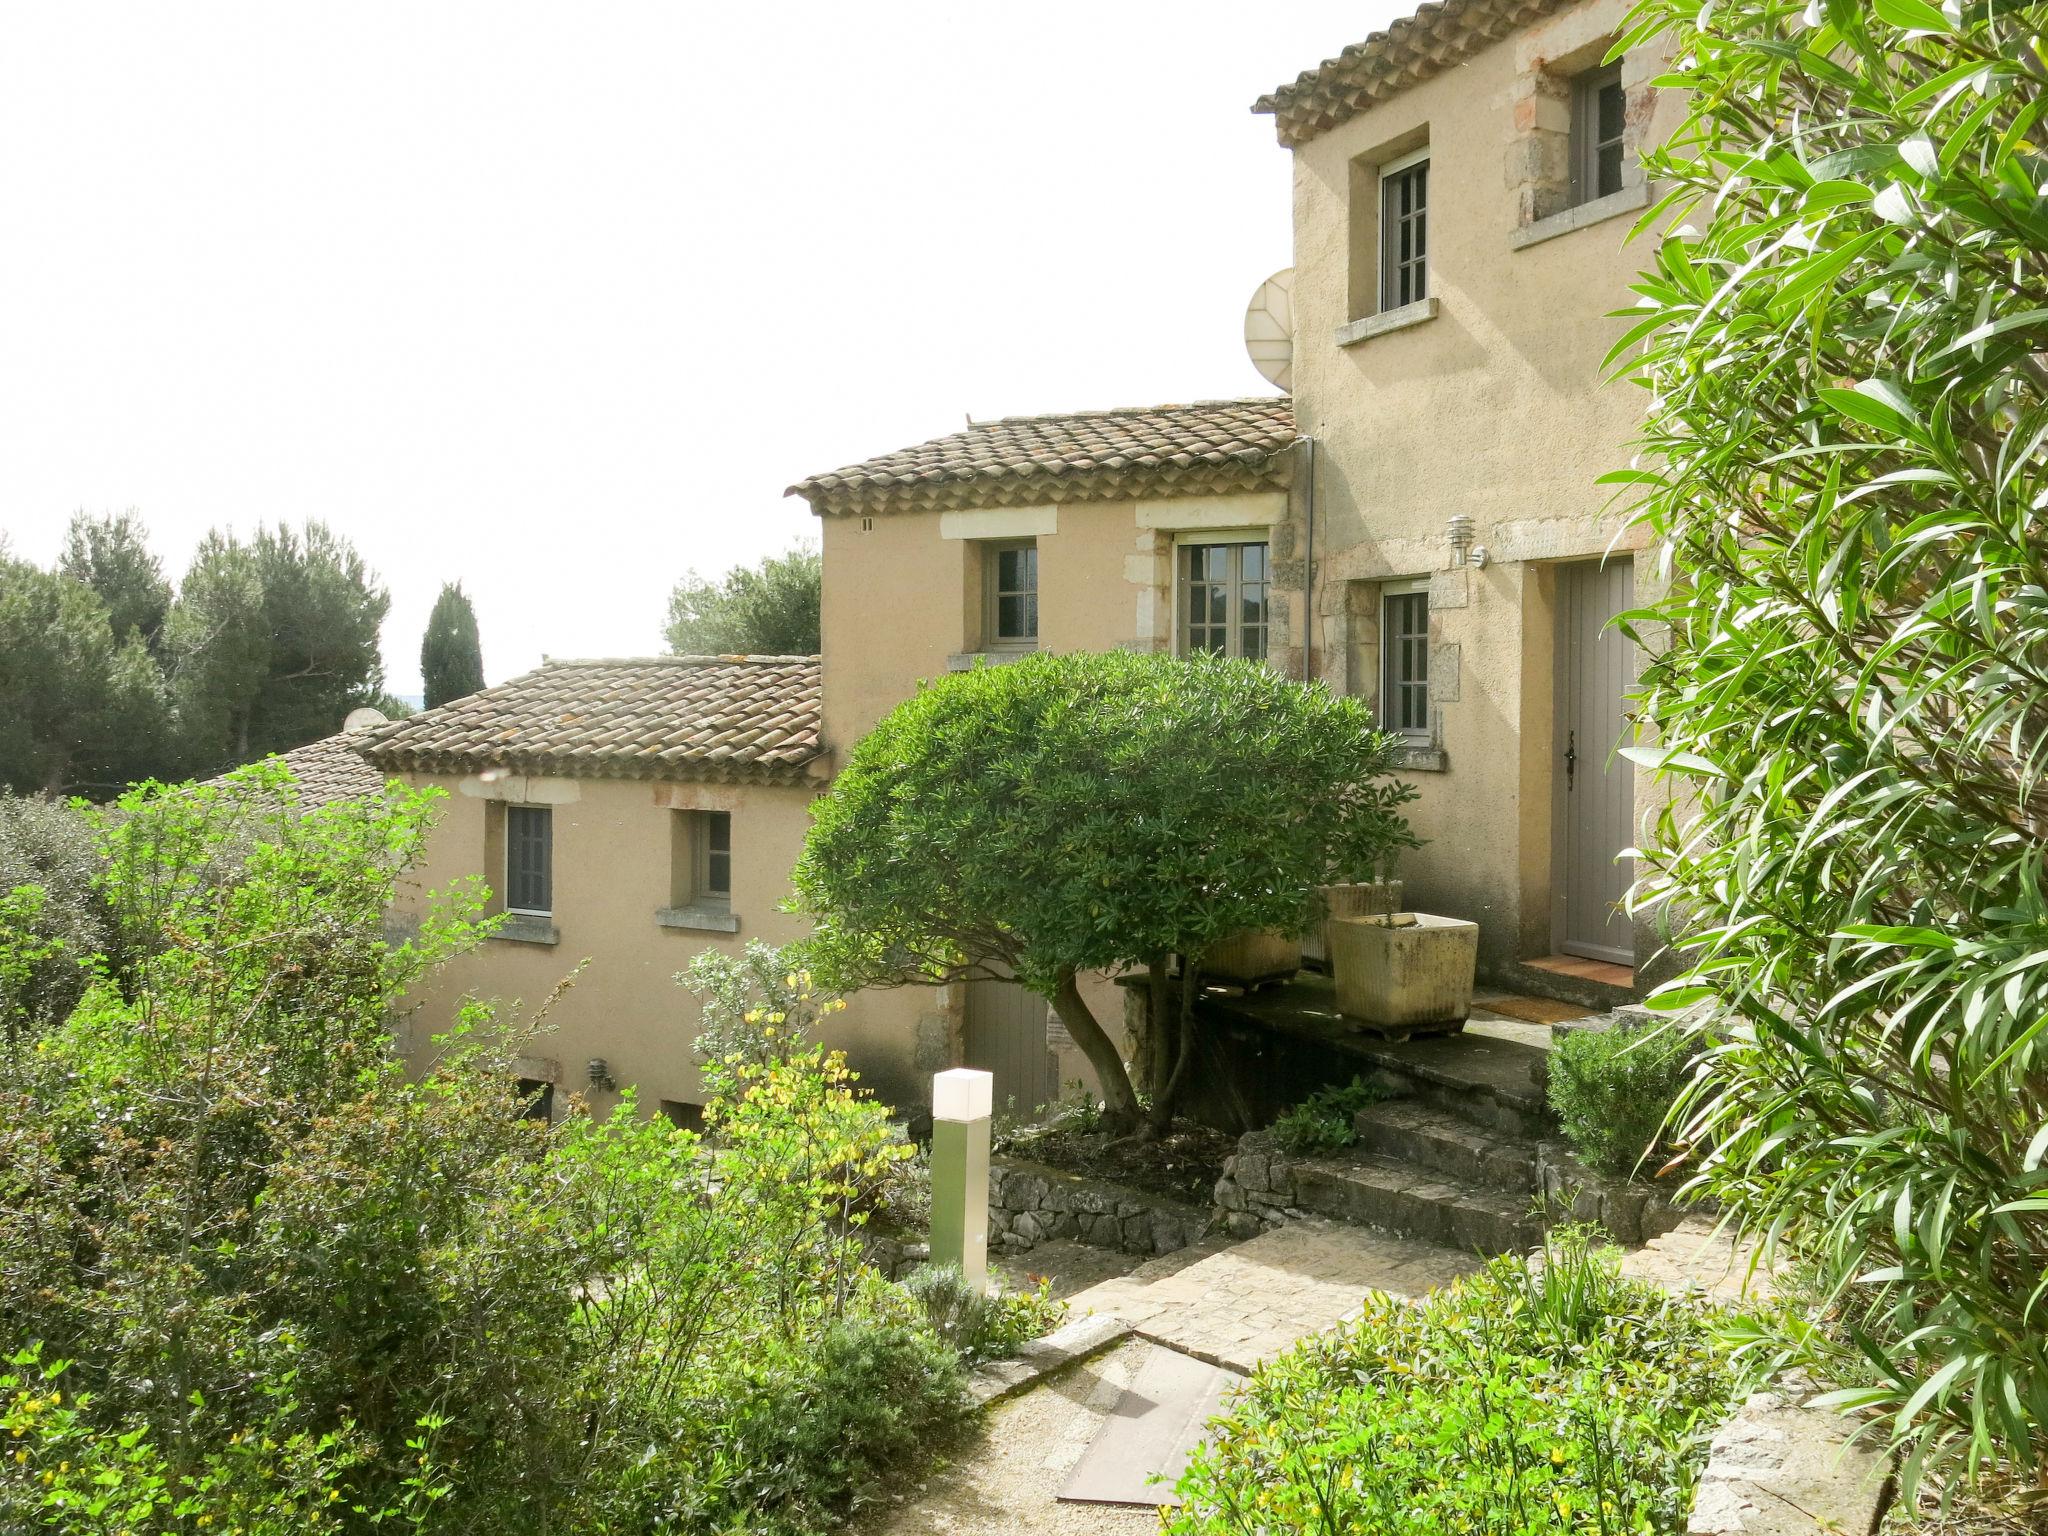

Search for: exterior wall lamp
xmin=1447 ymin=514 xmax=1489 ymax=570
xmin=587 ymin=1057 xmax=616 ymax=1092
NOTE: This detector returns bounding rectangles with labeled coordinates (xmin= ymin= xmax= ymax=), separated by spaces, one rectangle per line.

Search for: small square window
xmin=1571 ymin=66 xmax=1627 ymax=205
xmin=1379 ymin=151 xmax=1429 ymax=311
xmin=660 ymin=1099 xmax=705 ymax=1133
xmin=515 ymin=1077 xmax=555 ymax=1123
xmin=505 ymin=805 xmax=552 ymax=915
xmin=1381 ymin=582 xmax=1431 ymax=737
xmin=985 ymin=540 xmax=1038 ymax=648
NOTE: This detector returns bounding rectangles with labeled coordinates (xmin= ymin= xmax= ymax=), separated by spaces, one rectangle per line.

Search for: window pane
xmin=1598 ymin=79 xmax=1625 ymax=142
xmin=1382 ymin=591 xmax=1431 ymax=736
xmin=708 ymin=811 xmax=730 ymax=854
xmin=1597 ymin=143 xmax=1623 ymax=198
xmin=998 ymin=594 xmax=1031 ymax=640
xmin=507 ymin=806 xmax=551 ymax=912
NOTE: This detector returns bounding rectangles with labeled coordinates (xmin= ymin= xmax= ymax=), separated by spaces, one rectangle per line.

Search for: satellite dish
xmin=342 ymin=706 xmax=390 ymax=733
xmin=1244 ymin=268 xmax=1294 ymax=393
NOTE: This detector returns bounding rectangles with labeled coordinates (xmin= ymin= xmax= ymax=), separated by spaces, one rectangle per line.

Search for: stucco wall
xmin=1285 ymin=0 xmax=1681 ymax=973
xmin=388 ymin=769 xmax=926 ymax=1115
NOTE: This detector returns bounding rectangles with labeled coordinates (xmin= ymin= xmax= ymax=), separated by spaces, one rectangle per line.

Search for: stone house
xmin=289 ymin=0 xmax=1677 ymax=1120
xmin=1251 ymin=0 xmax=1682 ymax=992
xmin=351 ymin=655 xmax=842 ymax=1119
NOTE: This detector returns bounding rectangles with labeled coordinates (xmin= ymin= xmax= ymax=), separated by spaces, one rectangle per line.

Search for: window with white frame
xmin=1180 ymin=541 xmax=1269 ymax=661
xmin=984 ymin=540 xmax=1038 ymax=648
xmin=1571 ymin=65 xmax=1626 ymax=205
xmin=505 ymin=805 xmax=553 ymax=915
xmin=671 ymin=809 xmax=732 ymax=910
xmin=1380 ymin=580 xmax=1431 ymax=737
xmin=1380 ymin=148 xmax=1430 ymax=311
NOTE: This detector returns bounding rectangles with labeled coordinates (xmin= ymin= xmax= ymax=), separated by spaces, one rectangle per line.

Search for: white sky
xmin=0 ymin=3 xmax=1404 ymax=698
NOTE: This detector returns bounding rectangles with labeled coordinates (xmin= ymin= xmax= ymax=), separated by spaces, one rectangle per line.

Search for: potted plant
xmin=1303 ymin=870 xmax=1405 ymax=967
xmin=1328 ymin=898 xmax=1479 ymax=1036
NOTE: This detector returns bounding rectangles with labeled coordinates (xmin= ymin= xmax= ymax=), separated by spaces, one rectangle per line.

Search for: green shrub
xmin=1270 ymin=1075 xmax=1389 ymax=1156
xmin=0 ymin=763 xmax=970 ymax=1534
xmin=1168 ymin=1228 xmax=1736 ymax=1535
xmin=904 ymin=1263 xmax=1068 ymax=1363
xmin=649 ymin=1316 xmax=966 ymax=1534
xmin=1611 ymin=0 xmax=2048 ymax=1486
xmin=1546 ymin=1022 xmax=1692 ymax=1177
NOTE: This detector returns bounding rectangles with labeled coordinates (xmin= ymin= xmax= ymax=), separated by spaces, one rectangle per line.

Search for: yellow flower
xmin=1551 ymin=1446 xmax=1564 ymax=1465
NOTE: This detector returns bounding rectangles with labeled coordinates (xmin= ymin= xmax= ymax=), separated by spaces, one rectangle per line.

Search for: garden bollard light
xmin=928 ymin=1068 xmax=993 ymax=1293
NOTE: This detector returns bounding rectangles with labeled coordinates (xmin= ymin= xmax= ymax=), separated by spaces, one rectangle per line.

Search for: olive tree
xmin=791 ymin=650 xmax=1416 ymax=1132
xmin=1613 ymin=0 xmax=2048 ymax=1486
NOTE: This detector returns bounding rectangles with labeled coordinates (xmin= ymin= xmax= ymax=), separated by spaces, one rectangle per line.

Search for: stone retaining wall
xmin=1215 ymin=1129 xmax=1691 ymax=1247
xmin=1535 ymin=1144 xmax=1691 ymax=1246
xmin=1213 ymin=1131 xmax=1304 ymax=1239
xmin=989 ymin=1156 xmax=1213 ymax=1256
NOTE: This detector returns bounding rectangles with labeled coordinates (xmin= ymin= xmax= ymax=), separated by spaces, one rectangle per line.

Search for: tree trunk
xmin=1141 ymin=952 xmax=1171 ymax=1097
xmin=1148 ymin=953 xmax=1202 ymax=1134
xmin=1049 ymin=969 xmax=1142 ymax=1130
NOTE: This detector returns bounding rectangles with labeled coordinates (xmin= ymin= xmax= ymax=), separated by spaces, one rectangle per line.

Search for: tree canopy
xmin=792 ymin=649 xmax=1417 ymax=1129
xmin=1 ymin=514 xmax=392 ymax=796
xmin=421 ymin=580 xmax=486 ymax=708
xmin=1615 ymin=0 xmax=2048 ymax=1487
xmin=665 ymin=542 xmax=820 ymax=656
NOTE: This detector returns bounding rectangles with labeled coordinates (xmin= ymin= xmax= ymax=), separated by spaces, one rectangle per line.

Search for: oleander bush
xmin=1167 ymin=1228 xmax=1737 ymax=1536
xmin=1610 ymin=0 xmax=2048 ymax=1490
xmin=1546 ymin=1021 xmax=1694 ymax=1177
xmin=0 ymin=765 xmax=966 ymax=1535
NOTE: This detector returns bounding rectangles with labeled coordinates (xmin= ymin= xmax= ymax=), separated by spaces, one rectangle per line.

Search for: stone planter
xmin=1203 ymin=927 xmax=1301 ymax=987
xmin=1330 ymin=913 xmax=1478 ymax=1032
xmin=1303 ymin=881 xmax=1405 ymax=966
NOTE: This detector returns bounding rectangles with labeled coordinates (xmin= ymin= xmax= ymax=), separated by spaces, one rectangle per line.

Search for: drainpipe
xmin=1301 ymin=434 xmax=1317 ymax=685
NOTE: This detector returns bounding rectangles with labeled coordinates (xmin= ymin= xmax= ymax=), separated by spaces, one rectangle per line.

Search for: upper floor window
xmin=671 ymin=809 xmax=732 ymax=910
xmin=1380 ymin=149 xmax=1429 ymax=311
xmin=1571 ymin=66 xmax=1626 ymax=205
xmin=1381 ymin=580 xmax=1431 ymax=737
xmin=505 ymin=805 xmax=553 ymax=915
xmin=985 ymin=540 xmax=1038 ymax=649
xmin=1181 ymin=541 xmax=1268 ymax=662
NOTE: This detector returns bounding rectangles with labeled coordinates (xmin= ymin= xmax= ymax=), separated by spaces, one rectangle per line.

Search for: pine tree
xmin=663 ymin=543 xmax=820 ymax=657
xmin=420 ymin=582 xmax=485 ymax=709
xmin=58 ymin=510 xmax=171 ymax=653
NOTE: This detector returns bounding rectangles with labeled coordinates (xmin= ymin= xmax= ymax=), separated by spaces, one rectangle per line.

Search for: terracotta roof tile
xmin=788 ymin=398 xmax=1298 ymax=517
xmin=202 ymin=729 xmax=390 ymax=809
xmin=355 ymin=656 xmax=823 ymax=786
xmin=1254 ymin=0 xmax=1570 ymax=147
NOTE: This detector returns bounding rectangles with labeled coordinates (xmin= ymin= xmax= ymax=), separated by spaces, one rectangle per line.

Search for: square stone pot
xmin=1203 ymin=927 xmax=1301 ymax=986
xmin=1330 ymin=912 xmax=1479 ymax=1030
xmin=1302 ymin=881 xmax=1405 ymax=966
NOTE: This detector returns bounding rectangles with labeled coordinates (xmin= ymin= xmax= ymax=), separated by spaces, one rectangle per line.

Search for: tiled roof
xmin=1254 ymin=0 xmax=1569 ymax=147
xmin=204 ymin=729 xmax=389 ymax=809
xmin=788 ymin=398 xmax=1298 ymax=517
xmin=354 ymin=656 xmax=824 ymax=786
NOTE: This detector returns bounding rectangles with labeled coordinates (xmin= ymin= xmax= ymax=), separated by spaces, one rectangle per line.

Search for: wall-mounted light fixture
xmin=1447 ymin=514 xmax=1489 ymax=570
xmin=587 ymin=1057 xmax=616 ymax=1092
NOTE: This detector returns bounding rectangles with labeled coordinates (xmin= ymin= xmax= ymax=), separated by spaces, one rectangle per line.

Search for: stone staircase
xmin=1218 ymin=1028 xmax=1595 ymax=1255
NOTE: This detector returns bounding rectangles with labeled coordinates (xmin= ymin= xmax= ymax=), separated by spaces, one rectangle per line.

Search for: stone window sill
xmin=1334 ymin=297 xmax=1438 ymax=348
xmin=947 ymin=648 xmax=1037 ymax=672
xmin=1392 ymin=743 xmax=1448 ymax=773
xmin=1510 ymin=183 xmax=1652 ymax=251
xmin=657 ymin=905 xmax=740 ymax=934
xmin=491 ymin=914 xmax=560 ymax=946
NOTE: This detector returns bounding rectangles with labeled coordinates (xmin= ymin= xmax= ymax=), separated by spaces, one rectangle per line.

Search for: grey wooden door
xmin=1555 ymin=558 xmax=1637 ymax=964
xmin=964 ymin=978 xmax=1060 ymax=1120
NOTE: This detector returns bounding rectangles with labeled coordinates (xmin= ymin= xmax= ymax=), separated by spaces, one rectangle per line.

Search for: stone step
xmin=1345 ymin=1030 xmax=1558 ymax=1139
xmin=1287 ymin=1150 xmax=1547 ymax=1256
xmin=1351 ymin=1099 xmax=1541 ymax=1194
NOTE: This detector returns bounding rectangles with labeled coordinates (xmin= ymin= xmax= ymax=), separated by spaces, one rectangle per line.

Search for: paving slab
xmin=1058 ymin=1345 xmax=1241 ymax=1507
xmin=1689 ymin=1388 xmax=1890 ymax=1536
xmin=1068 ymin=1219 xmax=1480 ymax=1373
xmin=1621 ymin=1215 xmax=1772 ymax=1303
xmin=864 ymin=1337 xmax=1175 ymax=1536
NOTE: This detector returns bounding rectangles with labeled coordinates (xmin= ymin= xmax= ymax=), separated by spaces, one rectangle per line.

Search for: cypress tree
xmin=420 ymin=581 xmax=485 ymax=709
